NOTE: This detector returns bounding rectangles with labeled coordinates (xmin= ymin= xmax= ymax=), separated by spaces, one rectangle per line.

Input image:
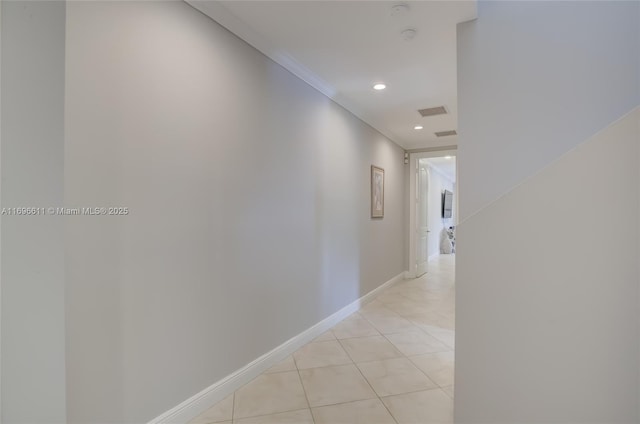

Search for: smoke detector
xmin=390 ymin=3 xmax=410 ymax=17
xmin=401 ymin=28 xmax=417 ymax=41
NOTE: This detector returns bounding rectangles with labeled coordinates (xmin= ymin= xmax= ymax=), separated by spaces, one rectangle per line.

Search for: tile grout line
xmin=359 ymin=310 xmax=433 ymax=338
xmin=234 ymin=407 xmax=312 ymax=423
xmin=230 ymin=392 xmax=235 ymax=423
xmin=267 ymin=345 xmax=452 ymax=377
xmin=377 ymin=322 xmax=448 ymax=393
xmin=333 ymin=333 xmax=383 ymax=341
xmin=336 ymin=337 xmax=400 ymax=424
xmin=407 ymin=349 xmax=455 ymax=389
xmin=291 ymin=348 xmax=316 ymax=424
xmin=378 ymin=384 xmax=451 ymax=402
xmin=231 ymin=371 xmax=312 ymax=422
xmin=352 ymin=360 xmax=400 ymax=424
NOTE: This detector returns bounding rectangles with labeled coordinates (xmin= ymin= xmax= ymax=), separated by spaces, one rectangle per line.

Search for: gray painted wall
xmin=456 ymin=1 xmax=640 ymax=421
xmin=1 ymin=1 xmax=67 ymax=422
xmin=64 ymin=1 xmax=405 ymax=421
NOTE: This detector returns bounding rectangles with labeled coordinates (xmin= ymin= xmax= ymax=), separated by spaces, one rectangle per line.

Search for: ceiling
xmin=188 ymin=0 xmax=477 ymax=150
xmin=423 ymin=156 xmax=456 ymax=182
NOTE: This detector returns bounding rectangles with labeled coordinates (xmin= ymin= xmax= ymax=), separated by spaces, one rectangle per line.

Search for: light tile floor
xmin=190 ymin=255 xmax=455 ymax=424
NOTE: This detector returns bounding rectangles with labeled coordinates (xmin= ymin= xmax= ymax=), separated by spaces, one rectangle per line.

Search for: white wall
xmin=456 ymin=1 xmax=640 ymax=422
xmin=456 ymin=109 xmax=640 ymax=422
xmin=457 ymin=1 xmax=640 ymax=221
xmin=422 ymin=161 xmax=454 ymax=257
xmin=1 ymin=2 xmax=67 ymax=422
xmin=64 ymin=1 xmax=405 ymax=422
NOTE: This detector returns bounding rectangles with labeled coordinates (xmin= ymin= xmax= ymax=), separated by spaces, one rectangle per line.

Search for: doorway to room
xmin=409 ymin=150 xmax=457 ymax=279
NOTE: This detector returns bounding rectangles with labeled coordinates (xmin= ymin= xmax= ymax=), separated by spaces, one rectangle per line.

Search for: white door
xmin=416 ymin=163 xmax=429 ymax=276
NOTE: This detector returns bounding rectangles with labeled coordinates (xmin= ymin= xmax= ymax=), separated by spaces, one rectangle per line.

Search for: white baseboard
xmin=148 ymin=271 xmax=406 ymax=424
xmin=404 ymin=270 xmax=415 ymax=279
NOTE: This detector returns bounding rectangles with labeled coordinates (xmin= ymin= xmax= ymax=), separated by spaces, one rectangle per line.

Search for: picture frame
xmin=371 ymin=165 xmax=384 ymax=218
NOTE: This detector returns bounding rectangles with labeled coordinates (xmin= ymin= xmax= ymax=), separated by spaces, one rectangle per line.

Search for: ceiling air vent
xmin=418 ymin=106 xmax=447 ymax=117
xmin=435 ymin=130 xmax=457 ymax=137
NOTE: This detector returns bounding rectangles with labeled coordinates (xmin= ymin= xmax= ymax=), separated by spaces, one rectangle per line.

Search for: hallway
xmin=191 ymin=255 xmax=455 ymax=424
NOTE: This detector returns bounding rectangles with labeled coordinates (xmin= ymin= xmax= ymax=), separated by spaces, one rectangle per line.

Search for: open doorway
xmin=408 ymin=150 xmax=457 ymax=279
xmin=399 ymin=149 xmax=457 ymax=408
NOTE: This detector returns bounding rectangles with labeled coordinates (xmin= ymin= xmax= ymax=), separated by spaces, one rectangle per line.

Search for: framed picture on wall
xmin=371 ymin=165 xmax=384 ymax=218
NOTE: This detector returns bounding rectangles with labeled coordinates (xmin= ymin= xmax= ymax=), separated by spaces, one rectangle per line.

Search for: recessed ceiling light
xmin=414 ymin=125 xmax=423 ymax=130
xmin=444 ymin=156 xmax=452 ymax=159
xmin=373 ymin=83 xmax=386 ymax=91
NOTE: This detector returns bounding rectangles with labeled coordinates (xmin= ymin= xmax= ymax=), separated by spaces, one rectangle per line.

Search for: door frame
xmin=415 ymin=161 xmax=430 ymax=277
xmin=407 ymin=149 xmax=457 ymax=279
